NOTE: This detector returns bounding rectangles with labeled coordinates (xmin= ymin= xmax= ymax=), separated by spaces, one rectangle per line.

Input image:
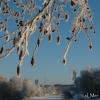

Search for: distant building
xmin=35 ymin=79 xmax=38 ymax=84
xmin=53 ymin=84 xmax=75 ymax=91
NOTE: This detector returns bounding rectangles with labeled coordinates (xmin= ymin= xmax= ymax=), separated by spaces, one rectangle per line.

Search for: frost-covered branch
xmin=0 ymin=0 xmax=95 ymax=75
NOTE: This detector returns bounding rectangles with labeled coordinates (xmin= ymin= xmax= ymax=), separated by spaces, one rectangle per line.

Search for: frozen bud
xmin=58 ymin=13 xmax=60 ymax=18
xmin=48 ymin=34 xmax=52 ymax=42
xmin=62 ymin=59 xmax=66 ymax=65
xmin=13 ymin=0 xmax=16 ymax=2
xmin=74 ymin=9 xmax=77 ymax=12
xmin=46 ymin=13 xmax=49 ymax=17
xmin=66 ymin=37 xmax=71 ymax=41
xmin=15 ymin=20 xmax=18 ymax=23
xmin=55 ymin=8 xmax=57 ymax=12
xmin=37 ymin=17 xmax=39 ymax=20
xmin=5 ymin=18 xmax=8 ymax=22
xmin=52 ymin=30 xmax=55 ymax=32
xmin=37 ymin=39 xmax=40 ymax=47
xmin=4 ymin=28 xmax=7 ymax=32
xmin=39 ymin=10 xmax=41 ymax=12
xmin=87 ymin=7 xmax=89 ymax=10
xmin=6 ymin=36 xmax=8 ymax=40
xmin=89 ymin=44 xmax=92 ymax=50
xmin=72 ymin=28 xmax=75 ymax=33
xmin=40 ymin=22 xmax=43 ymax=28
xmin=57 ymin=22 xmax=60 ymax=25
xmin=65 ymin=13 xmax=68 ymax=21
xmin=94 ymin=30 xmax=96 ymax=34
xmin=17 ymin=66 xmax=20 ymax=76
xmin=74 ymin=39 xmax=77 ymax=42
xmin=90 ymin=26 xmax=92 ymax=29
xmin=31 ymin=57 xmax=35 ymax=66
xmin=13 ymin=37 xmax=17 ymax=47
xmin=85 ymin=28 xmax=88 ymax=31
xmin=71 ymin=0 xmax=76 ymax=7
xmin=44 ymin=3 xmax=47 ymax=7
xmin=0 ymin=28 xmax=2 ymax=32
xmin=17 ymin=46 xmax=19 ymax=53
xmin=44 ymin=30 xmax=48 ymax=35
xmin=89 ymin=15 xmax=92 ymax=18
xmin=1 ymin=46 xmax=4 ymax=54
xmin=16 ymin=3 xmax=20 ymax=7
xmin=57 ymin=35 xmax=60 ymax=44
xmin=42 ymin=15 xmax=46 ymax=19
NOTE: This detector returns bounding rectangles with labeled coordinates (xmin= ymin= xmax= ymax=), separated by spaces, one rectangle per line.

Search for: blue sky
xmin=0 ymin=0 xmax=100 ymax=85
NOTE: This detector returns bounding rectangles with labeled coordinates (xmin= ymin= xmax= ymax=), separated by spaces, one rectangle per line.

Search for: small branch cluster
xmin=0 ymin=0 xmax=95 ymax=75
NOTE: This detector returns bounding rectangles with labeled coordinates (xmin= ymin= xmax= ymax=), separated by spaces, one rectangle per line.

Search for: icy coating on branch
xmin=0 ymin=0 xmax=95 ymax=75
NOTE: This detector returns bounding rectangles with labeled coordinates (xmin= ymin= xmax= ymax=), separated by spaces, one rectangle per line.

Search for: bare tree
xmin=0 ymin=0 xmax=95 ymax=75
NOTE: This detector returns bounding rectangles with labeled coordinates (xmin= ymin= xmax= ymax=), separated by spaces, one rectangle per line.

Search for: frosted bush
xmin=0 ymin=74 xmax=10 ymax=83
xmin=0 ymin=74 xmax=59 ymax=99
xmin=22 ymin=78 xmax=37 ymax=99
xmin=78 ymin=94 xmax=85 ymax=100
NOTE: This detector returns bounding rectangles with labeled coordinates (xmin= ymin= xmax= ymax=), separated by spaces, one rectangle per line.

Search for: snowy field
xmin=30 ymin=95 xmax=100 ymax=100
xmin=30 ymin=95 xmax=81 ymax=100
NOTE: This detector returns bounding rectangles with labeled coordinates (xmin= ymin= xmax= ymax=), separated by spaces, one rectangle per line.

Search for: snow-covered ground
xmin=30 ymin=95 xmax=62 ymax=100
xmin=30 ymin=95 xmax=100 ymax=100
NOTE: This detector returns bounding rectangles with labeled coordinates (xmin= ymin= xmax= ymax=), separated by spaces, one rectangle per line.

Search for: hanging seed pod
xmin=48 ymin=34 xmax=52 ymax=41
xmin=31 ymin=57 xmax=35 ymax=66
xmin=17 ymin=66 xmax=20 ymax=76
xmin=71 ymin=0 xmax=76 ymax=7
xmin=17 ymin=46 xmax=19 ymax=53
xmin=37 ymin=39 xmax=40 ymax=47
xmin=89 ymin=45 xmax=92 ymax=50
xmin=62 ymin=59 xmax=66 ymax=65
xmin=13 ymin=37 xmax=17 ymax=47
xmin=6 ymin=36 xmax=8 ymax=40
xmin=19 ymin=50 xmax=23 ymax=60
xmin=0 ymin=46 xmax=4 ymax=54
xmin=58 ymin=13 xmax=60 ymax=18
xmin=65 ymin=13 xmax=68 ymax=21
xmin=57 ymin=35 xmax=60 ymax=43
